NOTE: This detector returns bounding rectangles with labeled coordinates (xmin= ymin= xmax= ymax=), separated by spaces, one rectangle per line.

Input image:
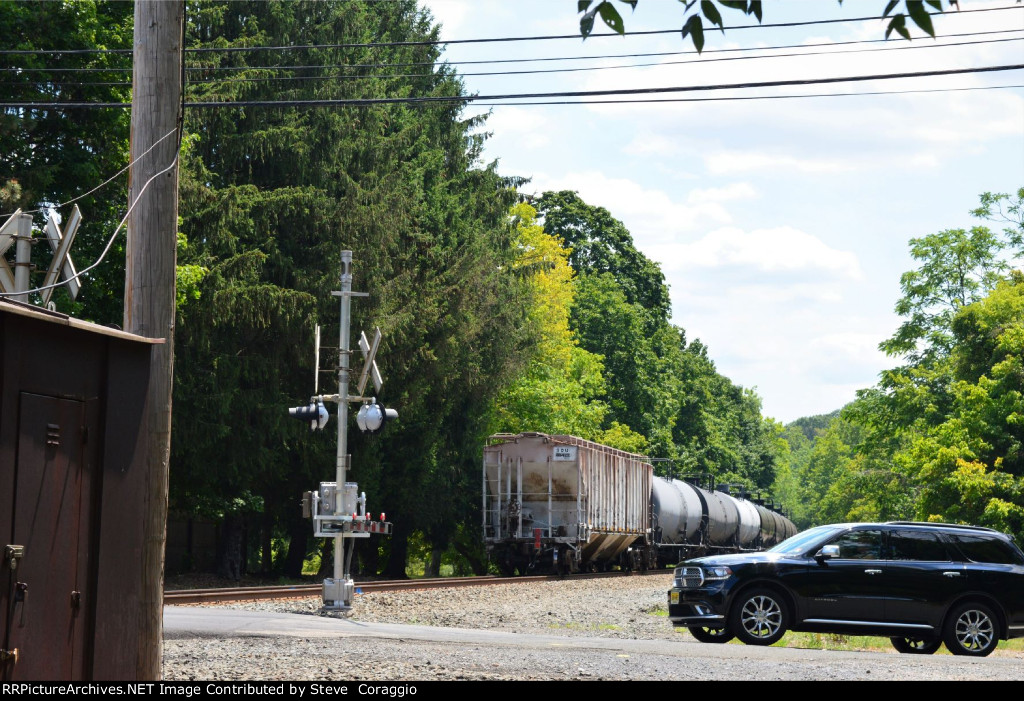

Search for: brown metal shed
xmin=0 ymin=299 xmax=159 ymax=681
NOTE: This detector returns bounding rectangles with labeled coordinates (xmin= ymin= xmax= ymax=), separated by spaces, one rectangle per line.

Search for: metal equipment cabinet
xmin=0 ymin=299 xmax=158 ymax=681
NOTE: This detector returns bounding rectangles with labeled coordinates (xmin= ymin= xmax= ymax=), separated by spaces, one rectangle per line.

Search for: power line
xmin=7 ymin=27 xmax=1021 ymax=77
xmin=11 ymin=127 xmax=179 ymax=216
xmin=6 ymin=63 xmax=1020 ymax=110
xmin=182 ymin=28 xmax=1024 ymax=72
xmin=0 ymin=4 xmax=1019 ymax=57
xmin=178 ymin=36 xmax=1024 ymax=86
xmin=10 ymin=34 xmax=1023 ymax=92
xmin=468 ymin=83 xmax=1024 ymax=107
xmin=180 ymin=4 xmax=1024 ymax=52
xmin=0 ymin=150 xmax=180 ymax=298
xmin=27 ymin=33 xmax=1012 ymax=88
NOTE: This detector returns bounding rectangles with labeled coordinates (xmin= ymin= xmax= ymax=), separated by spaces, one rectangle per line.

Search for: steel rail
xmin=163 ymin=570 xmax=668 ymax=605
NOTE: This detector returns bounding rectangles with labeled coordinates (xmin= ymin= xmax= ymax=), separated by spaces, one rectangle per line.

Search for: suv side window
xmin=949 ymin=534 xmax=1024 ymax=565
xmin=888 ymin=529 xmax=950 ymax=561
xmin=830 ymin=529 xmax=883 ymax=559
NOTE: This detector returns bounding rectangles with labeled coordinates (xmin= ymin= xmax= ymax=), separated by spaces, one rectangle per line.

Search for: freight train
xmin=482 ymin=432 xmax=797 ymax=575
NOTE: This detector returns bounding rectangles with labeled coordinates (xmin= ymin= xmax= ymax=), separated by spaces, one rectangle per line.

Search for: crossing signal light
xmin=355 ymin=401 xmax=397 ymax=434
xmin=289 ymin=400 xmax=329 ymax=430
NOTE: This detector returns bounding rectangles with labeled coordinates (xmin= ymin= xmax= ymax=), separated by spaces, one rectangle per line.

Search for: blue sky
xmin=420 ymin=0 xmax=1024 ymax=422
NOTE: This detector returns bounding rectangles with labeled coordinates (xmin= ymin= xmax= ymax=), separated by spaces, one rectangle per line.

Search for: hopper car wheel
xmin=688 ymin=626 xmax=735 ymax=644
xmin=730 ymin=588 xmax=788 ymax=646
xmin=566 ymin=550 xmax=580 ymax=574
xmin=497 ymin=554 xmax=517 ymax=577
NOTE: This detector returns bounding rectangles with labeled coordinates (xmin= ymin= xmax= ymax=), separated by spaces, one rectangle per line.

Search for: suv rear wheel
xmin=688 ymin=626 xmax=734 ymax=644
xmin=890 ymin=636 xmax=941 ymax=654
xmin=944 ymin=602 xmax=999 ymax=657
xmin=730 ymin=588 xmax=788 ymax=645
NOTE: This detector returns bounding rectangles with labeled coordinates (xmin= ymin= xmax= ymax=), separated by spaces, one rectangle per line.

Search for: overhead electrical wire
xmin=12 ymin=33 xmax=1023 ymax=89
xmin=11 ymin=127 xmax=179 ymax=215
xmin=0 ymin=150 xmax=180 ymax=298
xmin=6 ymin=28 xmax=1022 ymax=76
xmin=5 ymin=63 xmax=1021 ymax=110
xmin=0 ymin=4 xmax=1019 ymax=57
xmin=468 ymin=83 xmax=1024 ymax=106
xmin=178 ymin=36 xmax=1024 ymax=85
xmin=180 ymin=4 xmax=1024 ymax=51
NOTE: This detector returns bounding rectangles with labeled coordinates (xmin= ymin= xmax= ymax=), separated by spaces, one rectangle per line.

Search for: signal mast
xmin=291 ymin=250 xmax=395 ymax=610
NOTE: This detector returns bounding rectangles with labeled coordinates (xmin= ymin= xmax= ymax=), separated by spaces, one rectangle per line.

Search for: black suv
xmin=667 ymin=521 xmax=1024 ymax=656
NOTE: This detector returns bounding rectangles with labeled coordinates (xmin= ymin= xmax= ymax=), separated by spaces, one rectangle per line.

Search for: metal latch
xmin=4 ymin=545 xmax=24 ymax=571
xmin=0 ymin=648 xmax=18 ymax=666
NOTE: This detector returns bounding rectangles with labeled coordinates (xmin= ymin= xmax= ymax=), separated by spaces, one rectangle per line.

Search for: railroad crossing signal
xmin=356 ymin=326 xmax=383 ymax=396
xmin=0 ymin=207 xmax=83 ymax=306
xmin=41 ymin=206 xmax=82 ymax=306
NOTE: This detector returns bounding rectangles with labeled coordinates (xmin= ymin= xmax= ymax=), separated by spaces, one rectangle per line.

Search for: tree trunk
xmin=359 ymin=539 xmax=380 ymax=577
xmin=283 ymin=514 xmax=309 ymax=579
xmin=216 ymin=514 xmax=244 ymax=581
xmin=261 ymin=509 xmax=274 ymax=574
xmin=316 ymin=539 xmax=333 ymax=579
xmin=383 ymin=525 xmax=410 ymax=579
xmin=424 ymin=547 xmax=442 ymax=578
xmin=453 ymin=541 xmax=490 ymax=576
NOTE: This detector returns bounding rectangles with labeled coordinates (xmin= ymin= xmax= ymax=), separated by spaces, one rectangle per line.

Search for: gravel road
xmin=162 ymin=573 xmax=1024 ymax=681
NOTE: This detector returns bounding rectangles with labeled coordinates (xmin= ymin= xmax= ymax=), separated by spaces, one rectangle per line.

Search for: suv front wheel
xmin=730 ymin=588 xmax=788 ymax=645
xmin=943 ymin=602 xmax=999 ymax=657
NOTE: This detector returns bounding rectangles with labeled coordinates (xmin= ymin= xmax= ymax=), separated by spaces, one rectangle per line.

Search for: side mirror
xmin=816 ymin=544 xmax=840 ymax=561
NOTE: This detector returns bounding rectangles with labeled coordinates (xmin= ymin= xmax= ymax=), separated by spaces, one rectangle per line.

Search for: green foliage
xmin=0 ymin=0 xmax=133 ymax=323
xmin=537 ymin=191 xmax=671 ymax=319
xmin=489 ymin=203 xmax=610 ymax=439
xmin=537 ymin=190 xmax=784 ymax=489
xmin=786 ymin=190 xmax=1024 ymax=542
xmin=576 ymin=1 xmax=956 ymax=52
xmin=172 ymin=0 xmax=530 ymax=576
xmin=880 ymin=226 xmax=1007 ymax=364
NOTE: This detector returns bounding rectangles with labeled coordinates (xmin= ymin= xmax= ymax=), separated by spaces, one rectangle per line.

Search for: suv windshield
xmin=768 ymin=525 xmax=844 ymax=555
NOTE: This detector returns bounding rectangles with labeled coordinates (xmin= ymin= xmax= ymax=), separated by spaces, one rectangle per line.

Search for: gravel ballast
xmin=162 ymin=573 xmax=1024 ymax=681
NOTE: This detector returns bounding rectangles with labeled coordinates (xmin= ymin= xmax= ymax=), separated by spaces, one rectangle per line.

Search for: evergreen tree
xmin=173 ymin=0 xmax=529 ymax=577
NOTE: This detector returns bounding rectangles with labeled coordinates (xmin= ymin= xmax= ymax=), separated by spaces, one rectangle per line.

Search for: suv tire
xmin=943 ymin=602 xmax=999 ymax=657
xmin=890 ymin=636 xmax=941 ymax=654
xmin=688 ymin=626 xmax=734 ymax=644
xmin=730 ymin=588 xmax=788 ymax=646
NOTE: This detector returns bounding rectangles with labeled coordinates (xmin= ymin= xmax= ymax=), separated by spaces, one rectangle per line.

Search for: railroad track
xmin=164 ymin=569 xmax=667 ymax=605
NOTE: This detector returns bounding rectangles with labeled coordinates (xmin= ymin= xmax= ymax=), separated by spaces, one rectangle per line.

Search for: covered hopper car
xmin=482 ymin=432 xmax=796 ymax=575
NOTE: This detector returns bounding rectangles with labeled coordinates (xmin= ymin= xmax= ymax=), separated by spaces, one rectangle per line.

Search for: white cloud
xmin=687 ymin=182 xmax=758 ymax=203
xmin=664 ymin=225 xmax=864 ymax=280
xmin=482 ymin=107 xmax=552 ymax=150
xmin=526 ymin=171 xmax=740 ymax=239
xmin=704 ymin=151 xmax=854 ymax=175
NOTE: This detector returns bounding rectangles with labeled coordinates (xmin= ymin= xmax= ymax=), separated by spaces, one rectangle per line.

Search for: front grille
xmin=676 ymin=566 xmax=704 ymax=589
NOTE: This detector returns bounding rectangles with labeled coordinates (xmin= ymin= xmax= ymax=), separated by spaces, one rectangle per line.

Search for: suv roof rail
xmin=886 ymin=521 xmax=1000 ymax=533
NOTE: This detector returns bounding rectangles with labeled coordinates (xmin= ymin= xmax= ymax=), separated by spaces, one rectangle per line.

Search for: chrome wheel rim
xmin=955 ymin=609 xmax=994 ymax=652
xmin=740 ymin=595 xmax=782 ymax=639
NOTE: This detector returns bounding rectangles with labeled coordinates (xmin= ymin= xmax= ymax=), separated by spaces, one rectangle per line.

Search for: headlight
xmin=703 ymin=566 xmax=732 ymax=580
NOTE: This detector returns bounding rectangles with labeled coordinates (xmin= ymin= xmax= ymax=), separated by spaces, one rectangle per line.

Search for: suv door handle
xmin=942 ymin=571 xmax=961 ymax=577
xmin=864 ymin=569 xmax=882 ymax=575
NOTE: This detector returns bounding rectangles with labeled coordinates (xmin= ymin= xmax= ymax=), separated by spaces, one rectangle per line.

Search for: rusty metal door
xmin=2 ymin=393 xmax=90 ymax=681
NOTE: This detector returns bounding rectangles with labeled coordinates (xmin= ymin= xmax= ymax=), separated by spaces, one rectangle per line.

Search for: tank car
xmin=651 ymin=476 xmax=797 ymax=565
xmin=482 ymin=433 xmax=797 ymax=575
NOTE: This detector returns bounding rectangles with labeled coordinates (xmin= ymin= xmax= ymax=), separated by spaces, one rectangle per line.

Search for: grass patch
xmin=672 ymin=629 xmax=1024 ymax=655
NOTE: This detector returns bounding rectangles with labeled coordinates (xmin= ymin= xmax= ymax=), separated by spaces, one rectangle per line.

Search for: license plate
xmin=670 ymin=591 xmax=680 ymax=604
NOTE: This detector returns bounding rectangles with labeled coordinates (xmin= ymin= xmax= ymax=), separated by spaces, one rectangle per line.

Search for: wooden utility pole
xmin=125 ymin=0 xmax=183 ymax=680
